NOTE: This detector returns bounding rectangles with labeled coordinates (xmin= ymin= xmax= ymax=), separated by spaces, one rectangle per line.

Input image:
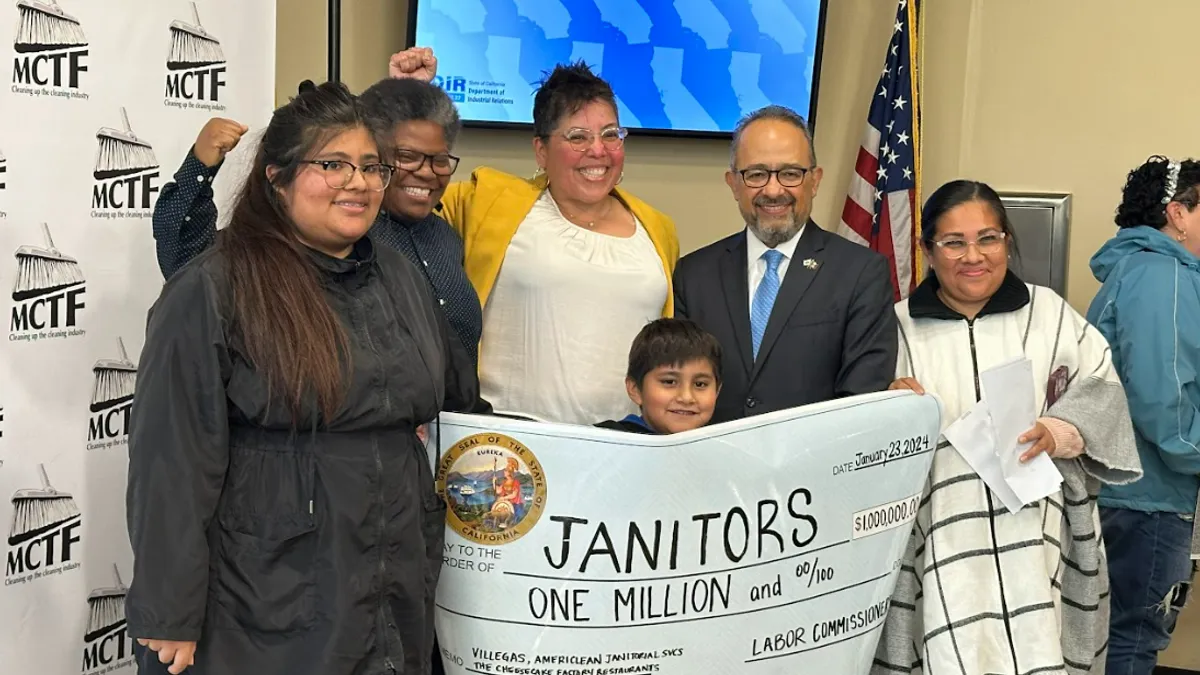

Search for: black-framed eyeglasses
xmin=299 ymin=159 xmax=394 ymax=191
xmin=557 ymin=127 xmax=628 ymax=152
xmin=736 ymin=166 xmax=814 ymax=189
xmin=395 ymin=149 xmax=460 ymax=176
xmin=932 ymin=232 xmax=1007 ymax=259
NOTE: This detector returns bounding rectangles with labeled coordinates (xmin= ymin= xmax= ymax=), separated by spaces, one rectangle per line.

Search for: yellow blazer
xmin=439 ymin=167 xmax=680 ymax=317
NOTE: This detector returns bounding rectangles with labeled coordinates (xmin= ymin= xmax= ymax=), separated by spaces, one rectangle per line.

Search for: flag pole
xmin=909 ymin=0 xmax=924 ymax=283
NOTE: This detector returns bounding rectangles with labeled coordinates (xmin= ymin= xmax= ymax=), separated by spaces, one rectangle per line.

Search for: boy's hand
xmin=194 ymin=118 xmax=249 ymax=168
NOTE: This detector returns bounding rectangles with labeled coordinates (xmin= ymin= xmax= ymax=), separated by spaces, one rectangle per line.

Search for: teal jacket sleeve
xmin=1113 ymin=261 xmax=1200 ymax=475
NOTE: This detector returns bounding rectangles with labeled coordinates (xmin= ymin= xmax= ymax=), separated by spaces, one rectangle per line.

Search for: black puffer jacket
xmin=125 ymin=236 xmax=484 ymax=675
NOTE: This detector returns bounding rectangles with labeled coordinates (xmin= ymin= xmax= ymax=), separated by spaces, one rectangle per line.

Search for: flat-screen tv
xmin=407 ymin=0 xmax=828 ymax=137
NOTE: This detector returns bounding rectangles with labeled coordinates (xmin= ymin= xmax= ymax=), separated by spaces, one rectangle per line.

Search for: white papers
xmin=943 ymin=400 xmax=1026 ymax=513
xmin=943 ymin=357 xmax=1063 ymax=513
xmin=981 ymin=358 xmax=1064 ymax=502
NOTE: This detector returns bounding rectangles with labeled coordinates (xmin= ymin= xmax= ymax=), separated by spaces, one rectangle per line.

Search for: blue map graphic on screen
xmin=412 ymin=0 xmax=823 ymax=133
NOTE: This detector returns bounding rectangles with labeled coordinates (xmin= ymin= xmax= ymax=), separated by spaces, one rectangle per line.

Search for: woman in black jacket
xmin=125 ymin=81 xmax=483 ymax=675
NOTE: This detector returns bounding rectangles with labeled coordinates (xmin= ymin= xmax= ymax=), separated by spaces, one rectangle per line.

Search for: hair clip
xmin=1163 ymin=161 xmax=1181 ymax=205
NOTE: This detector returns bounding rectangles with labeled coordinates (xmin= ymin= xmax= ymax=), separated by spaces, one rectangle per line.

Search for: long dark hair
xmin=1115 ymin=155 xmax=1200 ymax=230
xmin=218 ymin=80 xmax=386 ymax=423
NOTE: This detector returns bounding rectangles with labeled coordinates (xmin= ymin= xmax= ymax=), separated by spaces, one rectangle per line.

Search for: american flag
xmin=838 ymin=0 xmax=922 ymax=301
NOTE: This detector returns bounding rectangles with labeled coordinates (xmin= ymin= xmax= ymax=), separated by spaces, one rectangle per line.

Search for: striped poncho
xmin=872 ymin=273 xmax=1142 ymax=675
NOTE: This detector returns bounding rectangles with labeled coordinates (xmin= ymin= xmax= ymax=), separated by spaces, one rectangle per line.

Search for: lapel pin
xmin=802 ymin=258 xmax=820 ymax=270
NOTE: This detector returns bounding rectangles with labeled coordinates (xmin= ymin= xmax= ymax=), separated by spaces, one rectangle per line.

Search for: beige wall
xmin=923 ymin=0 xmax=1200 ymax=311
xmin=274 ymin=0 xmax=324 ymax=105
xmin=275 ymin=0 xmax=407 ymax=101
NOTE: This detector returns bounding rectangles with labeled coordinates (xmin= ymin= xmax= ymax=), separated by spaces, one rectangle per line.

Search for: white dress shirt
xmin=746 ymin=224 xmax=805 ymax=308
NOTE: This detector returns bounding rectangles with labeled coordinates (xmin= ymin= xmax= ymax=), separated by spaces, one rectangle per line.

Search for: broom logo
xmin=93 ymin=108 xmax=159 ymax=181
xmin=165 ymin=2 xmax=227 ymax=107
xmin=12 ymin=0 xmax=89 ymax=91
xmin=6 ymin=464 xmax=83 ymax=578
xmin=10 ymin=222 xmax=87 ymax=337
xmin=82 ymin=564 xmax=134 ymax=672
xmin=168 ymin=2 xmax=224 ymax=69
xmin=87 ymin=337 xmax=137 ymax=447
xmin=14 ymin=0 xmax=86 ymax=53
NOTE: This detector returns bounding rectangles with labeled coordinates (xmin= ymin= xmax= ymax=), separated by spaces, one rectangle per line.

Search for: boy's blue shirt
xmin=593 ymin=414 xmax=660 ymax=434
xmin=622 ymin=414 xmax=656 ymax=432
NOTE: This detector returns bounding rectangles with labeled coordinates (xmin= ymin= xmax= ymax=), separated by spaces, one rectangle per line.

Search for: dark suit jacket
xmin=674 ymin=224 xmax=898 ymax=423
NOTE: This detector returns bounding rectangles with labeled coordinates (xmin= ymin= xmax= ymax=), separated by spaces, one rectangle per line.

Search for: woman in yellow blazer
xmin=391 ymin=50 xmax=679 ymax=425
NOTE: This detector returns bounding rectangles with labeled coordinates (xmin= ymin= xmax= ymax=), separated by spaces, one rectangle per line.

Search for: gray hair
xmin=729 ymin=105 xmax=816 ymax=168
xmin=359 ymin=77 xmax=462 ymax=149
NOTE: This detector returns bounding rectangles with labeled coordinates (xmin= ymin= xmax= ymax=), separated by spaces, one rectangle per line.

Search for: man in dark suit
xmin=674 ymin=106 xmax=897 ymax=423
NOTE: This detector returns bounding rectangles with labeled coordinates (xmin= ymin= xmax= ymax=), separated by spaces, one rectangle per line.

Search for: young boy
xmin=596 ymin=318 xmax=722 ymax=434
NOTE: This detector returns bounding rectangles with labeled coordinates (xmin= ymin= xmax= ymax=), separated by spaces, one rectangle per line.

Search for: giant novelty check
xmin=430 ymin=391 xmax=941 ymax=675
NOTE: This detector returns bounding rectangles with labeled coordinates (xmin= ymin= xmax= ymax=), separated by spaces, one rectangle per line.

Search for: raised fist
xmin=194 ymin=117 xmax=249 ymax=168
xmin=389 ymin=47 xmax=437 ymax=82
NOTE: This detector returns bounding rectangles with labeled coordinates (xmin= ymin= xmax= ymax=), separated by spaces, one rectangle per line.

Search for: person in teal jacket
xmin=1087 ymin=155 xmax=1200 ymax=675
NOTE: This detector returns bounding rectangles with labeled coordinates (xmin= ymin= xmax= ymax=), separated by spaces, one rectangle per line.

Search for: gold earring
xmin=1178 ymin=230 xmax=1188 ymax=243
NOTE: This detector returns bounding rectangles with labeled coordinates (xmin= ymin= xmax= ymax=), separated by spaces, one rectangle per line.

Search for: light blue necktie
xmin=751 ymin=249 xmax=784 ymax=359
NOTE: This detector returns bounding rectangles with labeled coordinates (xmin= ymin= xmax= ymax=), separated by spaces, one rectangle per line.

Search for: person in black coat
xmin=125 ymin=81 xmax=486 ymax=675
xmin=673 ymin=106 xmax=897 ymax=423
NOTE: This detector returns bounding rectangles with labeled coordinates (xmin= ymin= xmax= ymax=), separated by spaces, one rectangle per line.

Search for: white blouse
xmin=478 ymin=192 xmax=668 ymax=425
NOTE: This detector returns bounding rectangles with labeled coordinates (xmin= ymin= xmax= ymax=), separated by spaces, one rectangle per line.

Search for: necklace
xmin=554 ymin=195 xmax=610 ymax=229
xmin=563 ymin=208 xmax=600 ymax=228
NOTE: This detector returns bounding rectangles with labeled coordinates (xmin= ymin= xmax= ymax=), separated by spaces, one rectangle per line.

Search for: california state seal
xmin=436 ymin=432 xmax=547 ymax=545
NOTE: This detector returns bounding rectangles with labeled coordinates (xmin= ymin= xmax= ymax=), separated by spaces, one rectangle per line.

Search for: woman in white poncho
xmin=872 ymin=180 xmax=1142 ymax=675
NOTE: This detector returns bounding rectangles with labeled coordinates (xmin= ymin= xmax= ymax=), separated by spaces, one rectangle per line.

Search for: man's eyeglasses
xmin=932 ymin=232 xmax=1007 ymax=259
xmin=395 ymin=149 xmax=460 ymax=176
xmin=558 ymin=127 xmax=628 ymax=152
xmin=300 ymin=160 xmax=394 ymax=191
xmin=737 ymin=166 xmax=814 ymax=189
